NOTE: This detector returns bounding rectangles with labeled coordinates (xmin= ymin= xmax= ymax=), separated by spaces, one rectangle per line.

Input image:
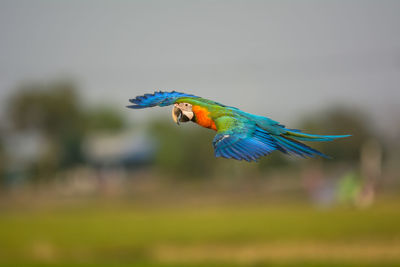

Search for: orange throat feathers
xmin=192 ymin=105 xmax=217 ymax=131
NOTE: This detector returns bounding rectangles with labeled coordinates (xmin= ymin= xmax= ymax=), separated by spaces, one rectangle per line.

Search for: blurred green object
xmin=337 ymin=171 xmax=361 ymax=205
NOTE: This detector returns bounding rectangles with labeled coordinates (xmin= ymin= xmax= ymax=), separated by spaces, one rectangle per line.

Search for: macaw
xmin=127 ymin=91 xmax=350 ymax=162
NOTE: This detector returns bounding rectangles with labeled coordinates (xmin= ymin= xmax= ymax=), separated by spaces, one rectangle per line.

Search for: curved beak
xmin=172 ymin=106 xmax=182 ymax=125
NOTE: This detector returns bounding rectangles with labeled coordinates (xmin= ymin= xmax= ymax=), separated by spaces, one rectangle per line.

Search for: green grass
xmin=1 ymin=198 xmax=400 ymax=266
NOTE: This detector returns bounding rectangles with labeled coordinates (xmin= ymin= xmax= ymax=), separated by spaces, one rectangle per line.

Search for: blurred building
xmin=83 ymin=129 xmax=157 ymax=169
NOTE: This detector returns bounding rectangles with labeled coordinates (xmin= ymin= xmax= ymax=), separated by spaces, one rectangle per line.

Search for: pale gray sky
xmin=1 ymin=0 xmax=399 ymax=129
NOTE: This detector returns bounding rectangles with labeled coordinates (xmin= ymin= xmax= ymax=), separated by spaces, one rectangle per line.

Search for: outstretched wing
xmin=213 ymin=115 xmax=332 ymax=161
xmin=127 ymin=91 xmax=199 ymax=109
xmin=212 ymin=116 xmax=279 ymax=162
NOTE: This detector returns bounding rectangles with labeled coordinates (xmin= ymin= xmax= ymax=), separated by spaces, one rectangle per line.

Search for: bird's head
xmin=172 ymin=103 xmax=194 ymax=125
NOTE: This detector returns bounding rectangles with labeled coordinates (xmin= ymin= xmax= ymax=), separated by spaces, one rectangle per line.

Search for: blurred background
xmin=1 ymin=1 xmax=400 ymax=267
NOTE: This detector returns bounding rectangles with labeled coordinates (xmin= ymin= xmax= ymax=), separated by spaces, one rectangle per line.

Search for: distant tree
xmin=4 ymin=80 xmax=129 ymax=183
xmin=257 ymin=152 xmax=292 ymax=172
xmin=6 ymin=81 xmax=86 ymax=180
xmin=299 ymin=107 xmax=375 ymax=163
xmin=8 ymin=81 xmax=83 ymax=136
xmin=0 ymin=133 xmax=6 ymax=187
xmin=84 ymin=106 xmax=127 ymax=133
xmin=149 ymin=119 xmax=216 ymax=179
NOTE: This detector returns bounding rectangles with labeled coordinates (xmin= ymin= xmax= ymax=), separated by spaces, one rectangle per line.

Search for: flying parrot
xmin=127 ymin=91 xmax=350 ymax=162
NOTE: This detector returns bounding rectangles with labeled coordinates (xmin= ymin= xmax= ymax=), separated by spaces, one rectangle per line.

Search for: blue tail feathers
xmin=285 ymin=129 xmax=351 ymax=142
xmin=272 ymin=135 xmax=330 ymax=158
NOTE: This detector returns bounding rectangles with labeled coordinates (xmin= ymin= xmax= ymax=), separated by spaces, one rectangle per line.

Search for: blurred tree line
xmin=1 ymin=80 xmax=126 ymax=185
xmin=300 ymin=108 xmax=374 ymax=163
xmin=0 ymin=79 xmax=385 ymax=187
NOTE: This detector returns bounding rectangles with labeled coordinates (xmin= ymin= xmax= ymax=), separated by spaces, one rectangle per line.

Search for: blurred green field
xmin=1 ymin=197 xmax=400 ymax=267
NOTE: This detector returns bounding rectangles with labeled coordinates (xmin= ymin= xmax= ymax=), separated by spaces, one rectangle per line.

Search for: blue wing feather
xmin=271 ymin=135 xmax=329 ymax=158
xmin=213 ymin=126 xmax=278 ymax=162
xmin=127 ymin=91 xmax=199 ymax=109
